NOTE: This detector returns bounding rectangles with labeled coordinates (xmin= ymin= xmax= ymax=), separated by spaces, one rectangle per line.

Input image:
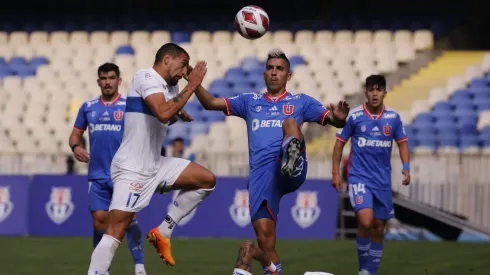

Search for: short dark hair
xmin=365 ymin=75 xmax=386 ymax=89
xmin=154 ymin=43 xmax=190 ymax=65
xmin=97 ymin=63 xmax=120 ymax=78
xmin=266 ymin=48 xmax=290 ymax=71
xmin=172 ymin=137 xmax=184 ymax=144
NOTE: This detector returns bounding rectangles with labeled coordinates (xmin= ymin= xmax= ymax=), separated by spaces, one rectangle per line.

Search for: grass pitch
xmin=1 ymin=237 xmax=489 ymax=275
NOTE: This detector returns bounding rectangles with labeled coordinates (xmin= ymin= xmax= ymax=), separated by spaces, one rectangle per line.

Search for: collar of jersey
xmin=362 ymin=103 xmax=385 ymax=120
xmin=150 ymin=67 xmax=169 ymax=88
xmin=99 ymin=93 xmax=121 ymax=106
xmin=265 ymin=91 xmax=289 ymax=102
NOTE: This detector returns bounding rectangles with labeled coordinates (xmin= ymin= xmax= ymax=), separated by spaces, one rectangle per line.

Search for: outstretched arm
xmin=325 ymin=101 xmax=350 ymax=128
xmin=193 ymin=85 xmax=227 ymax=112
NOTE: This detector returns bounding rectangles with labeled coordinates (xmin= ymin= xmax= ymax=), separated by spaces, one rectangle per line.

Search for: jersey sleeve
xmin=302 ymin=94 xmax=330 ymax=124
xmin=335 ymin=114 xmax=354 ymax=143
xmin=223 ymin=94 xmax=248 ymax=119
xmin=138 ymin=72 xmax=163 ymax=99
xmin=73 ymin=103 xmax=87 ymax=131
xmin=394 ymin=113 xmax=408 ymax=143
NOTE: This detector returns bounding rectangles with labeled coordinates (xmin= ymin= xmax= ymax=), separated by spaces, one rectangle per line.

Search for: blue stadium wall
xmin=0 ymin=176 xmax=339 ymax=238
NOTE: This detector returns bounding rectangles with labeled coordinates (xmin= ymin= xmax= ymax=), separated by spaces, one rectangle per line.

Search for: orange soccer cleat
xmin=146 ymin=227 xmax=176 ymax=266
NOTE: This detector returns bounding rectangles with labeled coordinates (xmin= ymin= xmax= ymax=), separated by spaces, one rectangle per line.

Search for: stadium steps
xmin=384 ymin=51 xmax=488 ymax=113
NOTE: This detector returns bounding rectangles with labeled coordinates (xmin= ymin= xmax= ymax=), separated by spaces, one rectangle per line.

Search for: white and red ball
xmin=234 ymin=5 xmax=269 ymax=40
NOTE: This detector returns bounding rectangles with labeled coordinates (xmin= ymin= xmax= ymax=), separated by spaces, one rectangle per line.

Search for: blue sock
xmin=125 ymin=219 xmax=145 ymax=265
xmin=366 ymin=241 xmax=383 ymax=275
xmin=356 ymin=235 xmax=371 ymax=271
xmin=93 ymin=229 xmax=105 ymax=248
xmin=263 ymin=262 xmax=282 ymax=275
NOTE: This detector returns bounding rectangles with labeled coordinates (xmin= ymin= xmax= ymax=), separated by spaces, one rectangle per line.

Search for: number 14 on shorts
xmin=126 ymin=192 xmax=141 ymax=208
xmin=349 ymin=183 xmax=366 ymax=206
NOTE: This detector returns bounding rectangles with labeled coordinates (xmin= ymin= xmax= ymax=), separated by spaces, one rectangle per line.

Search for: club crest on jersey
xmin=361 ymin=125 xmax=366 ymax=132
xmin=91 ymin=111 xmax=96 ymax=118
xmin=291 ymin=191 xmax=321 ymax=229
xmin=282 ymin=104 xmax=294 ymax=115
xmin=229 ymin=190 xmax=250 ymax=227
xmin=0 ymin=186 xmax=14 ymax=223
xmin=255 ymin=106 xmax=262 ymax=112
xmin=383 ymin=124 xmax=392 ymax=136
xmin=355 ymin=195 xmax=363 ymax=205
xmin=46 ymin=187 xmax=75 ymax=225
xmin=114 ymin=110 xmax=124 ymax=121
xmin=167 ymin=191 xmax=196 ymax=226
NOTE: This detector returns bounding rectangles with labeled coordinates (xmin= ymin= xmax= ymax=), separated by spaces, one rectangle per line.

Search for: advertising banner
xmin=0 ymin=176 xmax=29 ymax=235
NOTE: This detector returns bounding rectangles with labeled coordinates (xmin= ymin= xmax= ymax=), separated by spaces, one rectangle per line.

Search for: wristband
xmin=70 ymin=144 xmax=79 ymax=152
xmin=402 ymin=162 xmax=410 ymax=172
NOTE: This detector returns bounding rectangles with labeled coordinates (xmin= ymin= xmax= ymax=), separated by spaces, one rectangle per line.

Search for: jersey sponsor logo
xmin=291 ymin=191 xmax=321 ymax=228
xmin=282 ymin=104 xmax=294 ymax=115
xmin=116 ymin=101 xmax=126 ymax=106
xmin=351 ymin=111 xmax=363 ymax=120
xmin=383 ymin=125 xmax=392 ymax=136
xmin=0 ymin=186 xmax=13 ymax=223
xmin=86 ymin=99 xmax=99 ymax=107
xmin=167 ymin=191 xmax=196 ymax=226
xmin=251 ymin=119 xmax=282 ymax=131
xmin=114 ymin=110 xmax=124 ymax=121
xmin=383 ymin=113 xmax=396 ymax=119
xmin=88 ymin=123 xmax=122 ymax=133
xmin=229 ymin=190 xmax=250 ymax=227
xmin=357 ymin=137 xmax=392 ymax=148
xmin=46 ymin=187 xmax=75 ymax=225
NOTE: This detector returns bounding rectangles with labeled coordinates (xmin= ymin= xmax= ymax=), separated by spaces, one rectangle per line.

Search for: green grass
xmin=1 ymin=237 xmax=489 ymax=275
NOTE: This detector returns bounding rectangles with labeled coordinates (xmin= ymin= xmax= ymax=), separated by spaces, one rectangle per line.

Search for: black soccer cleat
xmin=281 ymin=138 xmax=301 ymax=177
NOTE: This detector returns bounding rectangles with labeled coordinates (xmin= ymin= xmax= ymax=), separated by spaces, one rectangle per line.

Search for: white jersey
xmin=112 ymin=67 xmax=179 ymax=175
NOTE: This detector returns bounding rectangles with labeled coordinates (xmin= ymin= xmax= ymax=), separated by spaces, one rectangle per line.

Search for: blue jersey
xmin=336 ymin=104 xmax=407 ymax=190
xmin=224 ymin=92 xmax=329 ymax=173
xmin=74 ymin=94 xmax=126 ymax=180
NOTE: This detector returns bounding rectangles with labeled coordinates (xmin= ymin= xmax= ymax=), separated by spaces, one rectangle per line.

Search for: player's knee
xmin=371 ymin=220 xmax=385 ymax=237
xmin=92 ymin=212 xmax=109 ymax=230
xmin=282 ymin=117 xmax=298 ymax=130
xmin=256 ymin=232 xmax=275 ymax=252
xmin=199 ymin=170 xmax=216 ymax=190
xmin=358 ymin=220 xmax=373 ymax=232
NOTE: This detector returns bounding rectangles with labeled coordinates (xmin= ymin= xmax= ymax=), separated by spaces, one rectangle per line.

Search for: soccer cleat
xmin=281 ymin=138 xmax=301 ymax=177
xmin=146 ymin=227 xmax=176 ymax=266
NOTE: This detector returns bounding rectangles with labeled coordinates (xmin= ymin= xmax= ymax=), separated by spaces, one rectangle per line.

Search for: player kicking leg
xmin=191 ymin=49 xmax=349 ymax=275
xmin=87 ymin=44 xmax=214 ymax=275
xmin=332 ymin=75 xmax=411 ymax=275
xmin=232 ymin=240 xmax=278 ymax=275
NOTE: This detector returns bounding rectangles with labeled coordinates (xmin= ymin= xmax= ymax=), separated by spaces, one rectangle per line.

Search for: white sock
xmin=135 ymin=263 xmax=146 ymax=274
xmin=87 ymin=234 xmax=120 ymax=275
xmin=233 ymin=268 xmax=252 ymax=275
xmin=158 ymin=188 xmax=213 ymax=237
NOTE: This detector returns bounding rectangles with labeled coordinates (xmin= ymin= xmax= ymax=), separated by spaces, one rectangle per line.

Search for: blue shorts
xmin=88 ymin=178 xmax=114 ymax=211
xmin=250 ymin=141 xmax=308 ymax=223
xmin=348 ymin=183 xmax=394 ymax=220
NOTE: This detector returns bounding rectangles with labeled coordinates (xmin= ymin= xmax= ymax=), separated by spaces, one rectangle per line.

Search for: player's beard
xmin=101 ymin=86 xmax=117 ymax=98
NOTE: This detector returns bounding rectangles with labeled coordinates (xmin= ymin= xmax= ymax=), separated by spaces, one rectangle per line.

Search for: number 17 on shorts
xmin=126 ymin=192 xmax=141 ymax=209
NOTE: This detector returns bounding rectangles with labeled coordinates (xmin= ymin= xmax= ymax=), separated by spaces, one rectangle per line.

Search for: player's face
xmin=172 ymin=141 xmax=184 ymax=154
xmin=365 ymin=84 xmax=386 ymax=108
xmin=167 ymin=52 xmax=189 ymax=86
xmin=97 ymin=71 xmax=121 ymax=97
xmin=264 ymin=58 xmax=291 ymax=93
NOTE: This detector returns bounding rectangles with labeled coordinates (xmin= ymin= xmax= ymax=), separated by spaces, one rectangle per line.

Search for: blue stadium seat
xmin=171 ymin=31 xmax=190 ymax=43
xmin=116 ymin=45 xmax=135 ymax=55
xmin=30 ymin=56 xmax=49 ymax=67
xmin=185 ymin=100 xmax=203 ymax=112
xmin=186 ymin=108 xmax=205 ymax=122
xmin=435 ymin=121 xmax=458 ymax=136
xmin=11 ymin=64 xmax=35 ymax=78
xmin=209 ymin=79 xmax=231 ymax=90
xmin=9 ymin=56 xmax=27 ymax=65
xmin=233 ymin=86 xmax=252 ymax=96
xmin=226 ymin=67 xmax=246 ymax=78
xmin=0 ymin=57 xmax=6 ymax=65
xmin=416 ymin=133 xmax=438 ymax=150
xmin=432 ymin=101 xmax=452 ymax=112
xmin=403 ymin=124 xmax=413 ymax=136
xmin=407 ymin=137 xmax=416 ymax=152
xmin=458 ymin=118 xmax=478 ymax=135
xmin=241 ymin=57 xmax=261 ymax=72
xmin=226 ymin=74 xmax=247 ymax=84
xmin=247 ymin=74 xmax=263 ymax=86
xmin=209 ymin=87 xmax=229 ymax=98
xmin=248 ymin=68 xmax=263 ymax=78
xmin=453 ymin=101 xmax=476 ymax=112
xmin=439 ymin=134 xmax=458 ymax=147
xmin=476 ymin=99 xmax=490 ymax=111
xmin=413 ymin=123 xmax=436 ymax=136
xmin=232 ymin=79 xmax=253 ymax=89
xmin=289 ymin=56 xmax=306 ymax=68
xmin=205 ymin=111 xmax=225 ymax=122
xmin=413 ymin=112 xmax=434 ymax=124
xmin=0 ymin=69 xmax=12 ymax=79
xmin=168 ymin=122 xmax=189 ymax=139
xmin=460 ymin=135 xmax=480 ymax=149
xmin=470 ymin=88 xmax=490 ymax=100
xmin=469 ymin=77 xmax=488 ymax=88
xmin=189 ymin=122 xmax=210 ymax=137
xmin=433 ymin=112 xmax=455 ymax=123
xmin=451 ymin=89 xmax=472 ymax=101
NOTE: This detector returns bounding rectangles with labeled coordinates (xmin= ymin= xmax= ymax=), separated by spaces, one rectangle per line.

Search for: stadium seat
xmin=469 ymin=77 xmax=488 ymax=88
xmin=116 ymin=45 xmax=135 ymax=55
xmin=110 ymin=31 xmax=130 ymax=46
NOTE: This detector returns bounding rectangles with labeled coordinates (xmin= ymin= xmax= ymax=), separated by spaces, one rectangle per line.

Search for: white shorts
xmin=109 ymin=156 xmax=191 ymax=212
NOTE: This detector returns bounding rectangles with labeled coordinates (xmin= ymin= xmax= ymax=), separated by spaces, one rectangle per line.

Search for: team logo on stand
xmin=229 ymin=190 xmax=250 ymax=227
xmin=0 ymin=186 xmax=14 ymax=223
xmin=46 ymin=187 xmax=75 ymax=225
xmin=291 ymin=191 xmax=321 ymax=228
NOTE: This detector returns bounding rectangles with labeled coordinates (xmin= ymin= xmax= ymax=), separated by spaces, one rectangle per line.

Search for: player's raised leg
xmin=280 ymin=117 xmax=304 ymax=177
xmin=148 ymin=160 xmax=216 ymax=266
xmin=232 ymin=240 xmax=278 ymax=275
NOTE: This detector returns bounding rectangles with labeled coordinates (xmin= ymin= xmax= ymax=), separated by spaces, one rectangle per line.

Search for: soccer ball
xmin=234 ymin=5 xmax=270 ymax=40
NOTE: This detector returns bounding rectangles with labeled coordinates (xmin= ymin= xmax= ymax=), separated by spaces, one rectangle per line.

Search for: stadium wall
xmin=0 ymin=175 xmax=339 ymax=238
